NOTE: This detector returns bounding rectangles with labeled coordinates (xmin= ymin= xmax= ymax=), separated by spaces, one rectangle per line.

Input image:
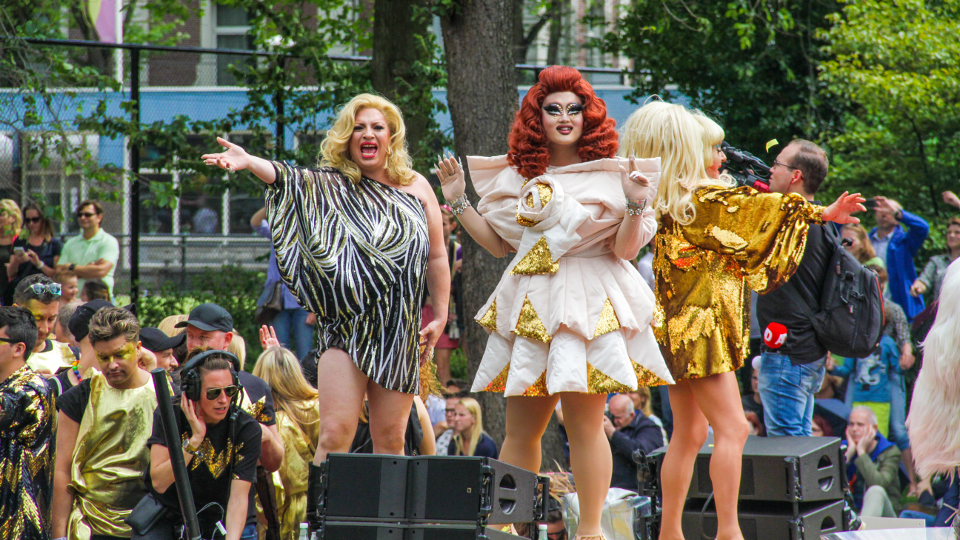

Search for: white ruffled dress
xmin=468 ymin=156 xmax=675 ymax=397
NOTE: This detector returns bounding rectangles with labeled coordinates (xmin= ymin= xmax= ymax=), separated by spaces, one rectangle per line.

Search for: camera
xmin=719 ymin=141 xmax=771 ymax=193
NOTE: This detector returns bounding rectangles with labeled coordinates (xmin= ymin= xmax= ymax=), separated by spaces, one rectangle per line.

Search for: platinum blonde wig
xmin=907 ymin=258 xmax=960 ymax=478
xmin=320 ymin=93 xmax=416 ymax=186
xmin=619 ymin=101 xmax=731 ymax=225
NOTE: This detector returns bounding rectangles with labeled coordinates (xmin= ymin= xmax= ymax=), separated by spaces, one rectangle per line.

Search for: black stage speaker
xmin=681 ymin=499 xmax=844 ymax=540
xmin=320 ymin=454 xmax=539 ymax=524
xmin=321 ymin=522 xmax=526 ymax=540
xmin=407 ymin=456 xmax=538 ymax=524
xmin=687 ymin=435 xmax=843 ymax=502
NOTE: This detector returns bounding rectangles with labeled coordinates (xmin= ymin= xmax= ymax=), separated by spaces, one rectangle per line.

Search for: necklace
xmin=72 ymin=357 xmax=82 ymax=382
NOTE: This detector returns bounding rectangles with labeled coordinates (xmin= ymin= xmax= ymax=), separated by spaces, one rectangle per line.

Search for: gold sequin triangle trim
xmin=594 ymin=298 xmax=621 ymax=338
xmin=483 ymin=362 xmax=510 ymax=392
xmin=515 ymin=296 xmax=552 ymax=343
xmin=510 ymin=236 xmax=560 ymax=275
xmin=586 ymin=362 xmax=633 ymax=394
xmin=633 ymin=361 xmax=671 ymax=387
xmin=477 ymin=299 xmax=497 ymax=331
xmin=522 ymin=371 xmax=549 ymax=397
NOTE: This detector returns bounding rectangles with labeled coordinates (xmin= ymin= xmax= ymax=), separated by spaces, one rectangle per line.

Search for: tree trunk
xmin=440 ymin=0 xmax=567 ymax=471
xmin=371 ymin=0 xmax=431 ymax=168
xmin=547 ymin=0 xmax=563 ymax=66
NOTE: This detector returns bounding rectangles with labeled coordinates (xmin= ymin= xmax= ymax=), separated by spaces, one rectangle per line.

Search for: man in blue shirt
xmin=869 ymin=197 xmax=928 ymax=321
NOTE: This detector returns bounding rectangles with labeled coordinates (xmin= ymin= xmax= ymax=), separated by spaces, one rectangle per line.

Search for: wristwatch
xmin=182 ymin=438 xmax=200 ymax=455
xmin=68 ymin=263 xmax=76 ymax=271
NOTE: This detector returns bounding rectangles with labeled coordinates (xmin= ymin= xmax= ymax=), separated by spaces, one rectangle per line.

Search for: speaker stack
xmin=315 ymin=454 xmax=547 ymax=540
xmin=647 ymin=435 xmax=852 ymax=540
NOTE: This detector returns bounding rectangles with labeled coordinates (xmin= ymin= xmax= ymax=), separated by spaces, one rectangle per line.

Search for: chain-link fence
xmin=1 ymin=37 xmax=640 ymax=302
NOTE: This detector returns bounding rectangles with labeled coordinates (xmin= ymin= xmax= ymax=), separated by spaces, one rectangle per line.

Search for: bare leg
xmin=434 ymin=347 xmax=453 ymax=386
xmin=659 ymin=381 xmax=710 ymax=540
xmin=366 ymin=380 xmax=417 ymax=455
xmin=688 ymin=372 xmax=750 ymax=540
xmin=312 ymin=349 xmax=367 ymax=465
xmin=560 ymin=392 xmax=611 ymax=538
xmin=498 ymin=395 xmax=561 ymax=472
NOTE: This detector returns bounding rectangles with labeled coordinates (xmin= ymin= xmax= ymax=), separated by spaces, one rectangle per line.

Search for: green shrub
xmin=139 ymin=265 xmax=265 ymax=370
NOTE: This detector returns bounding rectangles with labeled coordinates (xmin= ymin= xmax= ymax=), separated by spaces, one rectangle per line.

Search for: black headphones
xmin=180 ymin=349 xmax=242 ymax=403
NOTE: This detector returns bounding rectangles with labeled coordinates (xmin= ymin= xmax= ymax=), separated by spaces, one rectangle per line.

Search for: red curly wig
xmin=507 ymin=66 xmax=618 ymax=180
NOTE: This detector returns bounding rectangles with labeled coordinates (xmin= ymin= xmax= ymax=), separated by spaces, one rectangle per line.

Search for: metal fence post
xmin=130 ymin=47 xmax=141 ymax=306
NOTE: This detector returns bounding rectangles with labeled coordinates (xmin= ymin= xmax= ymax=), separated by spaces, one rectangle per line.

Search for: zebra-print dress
xmin=265 ymin=162 xmax=430 ymax=394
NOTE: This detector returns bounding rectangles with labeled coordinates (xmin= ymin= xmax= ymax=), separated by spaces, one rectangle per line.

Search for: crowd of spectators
xmin=0 ymin=176 xmax=955 ymax=538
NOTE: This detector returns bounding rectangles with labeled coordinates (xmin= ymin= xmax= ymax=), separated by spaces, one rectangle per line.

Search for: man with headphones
xmin=176 ymin=303 xmax=284 ymax=473
xmin=145 ymin=348 xmax=262 ymax=540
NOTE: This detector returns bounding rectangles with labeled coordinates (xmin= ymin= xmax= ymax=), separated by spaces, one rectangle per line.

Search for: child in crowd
xmin=54 ymin=269 xmax=79 ymax=306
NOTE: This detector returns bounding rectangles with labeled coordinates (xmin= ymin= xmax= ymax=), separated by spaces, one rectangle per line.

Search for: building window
xmin=215 ymin=4 xmax=255 ymax=86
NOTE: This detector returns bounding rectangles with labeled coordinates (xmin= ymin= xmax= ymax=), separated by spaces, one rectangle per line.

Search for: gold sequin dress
xmin=652 ymin=185 xmax=824 ymax=380
xmin=468 ymin=156 xmax=675 ymax=396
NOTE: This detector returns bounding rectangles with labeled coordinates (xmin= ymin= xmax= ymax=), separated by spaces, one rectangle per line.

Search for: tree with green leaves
xmin=602 ymin=0 xmax=844 ymax=159
xmin=818 ymin=0 xmax=960 ymax=258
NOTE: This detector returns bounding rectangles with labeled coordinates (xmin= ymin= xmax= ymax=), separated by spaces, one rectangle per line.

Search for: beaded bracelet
xmin=448 ymin=193 xmax=471 ymax=215
xmin=625 ymin=197 xmax=647 ymax=216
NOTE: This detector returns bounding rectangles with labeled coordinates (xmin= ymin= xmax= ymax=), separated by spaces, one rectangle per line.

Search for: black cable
xmin=700 ymin=491 xmax=715 ymax=540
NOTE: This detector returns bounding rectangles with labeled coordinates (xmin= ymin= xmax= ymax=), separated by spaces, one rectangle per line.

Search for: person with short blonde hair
xmin=52 ymin=306 xmax=157 ymax=540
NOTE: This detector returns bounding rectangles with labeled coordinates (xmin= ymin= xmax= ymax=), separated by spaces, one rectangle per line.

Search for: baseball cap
xmin=140 ymin=327 xmax=186 ymax=352
xmin=175 ymin=303 xmax=234 ymax=333
xmin=69 ymin=300 xmax=115 ymax=342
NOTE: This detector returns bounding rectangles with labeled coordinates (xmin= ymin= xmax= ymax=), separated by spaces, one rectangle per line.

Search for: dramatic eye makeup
xmin=542 ymin=103 xmax=584 ymax=117
xmin=97 ymin=343 xmax=137 ymax=363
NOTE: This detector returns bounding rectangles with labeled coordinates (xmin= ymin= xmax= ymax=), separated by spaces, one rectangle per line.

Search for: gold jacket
xmin=652 ymin=186 xmax=824 ymax=380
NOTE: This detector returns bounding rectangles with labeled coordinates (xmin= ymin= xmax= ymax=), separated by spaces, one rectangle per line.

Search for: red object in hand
xmin=763 ymin=322 xmax=788 ymax=349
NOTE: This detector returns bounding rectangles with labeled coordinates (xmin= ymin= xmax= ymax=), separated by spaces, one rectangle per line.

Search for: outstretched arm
xmin=436 ymin=154 xmax=512 ymax=258
xmin=203 ymin=137 xmax=277 ymax=184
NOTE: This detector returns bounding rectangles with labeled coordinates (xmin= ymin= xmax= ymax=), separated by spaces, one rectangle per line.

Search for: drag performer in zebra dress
xmin=203 ymin=94 xmax=450 ymax=469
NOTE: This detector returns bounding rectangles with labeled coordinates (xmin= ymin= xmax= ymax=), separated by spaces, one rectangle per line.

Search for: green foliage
xmin=601 ymin=0 xmax=844 ymax=158
xmin=139 ymin=265 xmax=265 ymax=369
xmin=818 ymin=0 xmax=960 ymax=254
xmin=449 ymin=347 xmax=468 ymax=381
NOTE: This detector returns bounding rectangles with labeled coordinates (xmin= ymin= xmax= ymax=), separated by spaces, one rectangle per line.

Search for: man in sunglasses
xmin=176 ymin=303 xmax=285 ymax=473
xmin=0 ymin=306 xmax=55 ymax=540
xmin=52 ymin=307 xmax=157 ymax=540
xmin=13 ymin=274 xmax=64 ymax=376
xmin=56 ymin=200 xmax=120 ymax=300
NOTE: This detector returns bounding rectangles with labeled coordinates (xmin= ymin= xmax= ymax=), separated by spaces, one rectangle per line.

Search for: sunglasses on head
xmin=77 ymin=212 xmax=98 ymax=218
xmin=205 ymin=385 xmax=240 ymax=400
xmin=28 ymin=283 xmax=61 ymax=297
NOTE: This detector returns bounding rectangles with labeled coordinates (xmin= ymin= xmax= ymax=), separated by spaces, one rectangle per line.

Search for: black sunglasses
xmin=0 ymin=337 xmax=23 ymax=345
xmin=205 ymin=385 xmax=240 ymax=400
xmin=77 ymin=212 xmax=98 ymax=218
xmin=24 ymin=216 xmax=42 ymax=224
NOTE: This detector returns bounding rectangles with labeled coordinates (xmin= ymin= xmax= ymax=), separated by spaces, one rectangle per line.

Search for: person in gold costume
xmin=51 ymin=307 xmax=156 ymax=540
xmin=619 ymin=101 xmax=865 ymax=540
xmin=0 ymin=307 xmax=55 ymax=540
xmin=252 ymin=342 xmax=319 ymax=540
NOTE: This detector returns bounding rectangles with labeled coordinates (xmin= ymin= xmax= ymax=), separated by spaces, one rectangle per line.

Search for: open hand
xmin=856 ymin=425 xmax=876 ymax=456
xmin=181 ymin=396 xmax=207 ymax=443
xmin=202 ymin=137 xmax=251 ymax=173
xmin=619 ymin=156 xmax=652 ymax=202
xmin=436 ymin=152 xmax=466 ymax=202
xmin=822 ymin=192 xmax=867 ymax=224
xmin=844 ymin=425 xmax=857 ymax=461
xmin=259 ymin=325 xmax=280 ymax=349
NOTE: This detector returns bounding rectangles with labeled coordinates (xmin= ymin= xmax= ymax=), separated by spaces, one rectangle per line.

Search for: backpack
xmin=799 ymin=225 xmax=885 ymax=358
